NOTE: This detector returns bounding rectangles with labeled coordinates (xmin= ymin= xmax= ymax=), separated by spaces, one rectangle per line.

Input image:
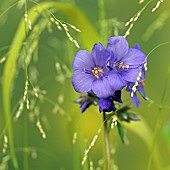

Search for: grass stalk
xmin=23 ymin=110 xmax=28 ymax=170
xmin=103 ymin=112 xmax=110 ymax=170
xmin=23 ymin=0 xmax=29 ymax=168
xmin=98 ymin=0 xmax=107 ymax=43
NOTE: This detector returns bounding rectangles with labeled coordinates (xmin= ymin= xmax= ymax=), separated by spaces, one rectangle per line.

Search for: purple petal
xmin=72 ymin=70 xmax=95 ymax=93
xmin=126 ymin=85 xmax=132 ymax=92
xmin=137 ymin=83 xmax=147 ymax=99
xmin=81 ymin=102 xmax=89 ymax=113
xmin=92 ymin=77 xmax=114 ymax=98
xmin=122 ymin=48 xmax=146 ymax=66
xmin=98 ymin=98 xmax=116 ymax=113
xmin=107 ymin=36 xmax=129 ymax=61
xmin=92 ymin=43 xmax=110 ymax=67
xmin=131 ymin=93 xmax=141 ymax=108
xmin=108 ymin=71 xmax=127 ymax=91
xmin=72 ymin=50 xmax=94 ymax=70
xmin=134 ymin=43 xmax=141 ymax=50
xmin=132 ymin=115 xmax=141 ymax=121
xmin=121 ymin=69 xmax=141 ymax=82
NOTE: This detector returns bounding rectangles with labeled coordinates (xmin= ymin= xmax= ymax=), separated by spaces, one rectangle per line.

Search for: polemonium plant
xmin=72 ymin=36 xmax=147 ymax=169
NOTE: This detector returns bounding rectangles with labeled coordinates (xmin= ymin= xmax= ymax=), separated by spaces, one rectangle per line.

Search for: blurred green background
xmin=0 ymin=0 xmax=170 ymax=169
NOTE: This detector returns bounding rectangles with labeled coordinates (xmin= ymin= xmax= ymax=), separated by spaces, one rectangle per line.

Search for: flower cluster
xmin=72 ymin=36 xmax=147 ymax=113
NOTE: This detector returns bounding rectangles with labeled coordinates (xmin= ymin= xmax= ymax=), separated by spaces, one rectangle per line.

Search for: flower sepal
xmin=74 ymin=92 xmax=99 ymax=113
xmin=116 ymin=105 xmax=140 ymax=123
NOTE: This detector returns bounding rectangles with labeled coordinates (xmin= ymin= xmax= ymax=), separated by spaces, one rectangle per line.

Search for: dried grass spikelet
xmin=36 ymin=120 xmax=46 ymax=139
xmin=24 ymin=13 xmax=32 ymax=30
xmin=152 ymin=0 xmax=164 ymax=12
xmin=72 ymin=132 xmax=78 ymax=144
xmin=2 ymin=134 xmax=8 ymax=154
xmin=50 ymin=16 xmax=80 ymax=48
xmin=81 ymin=128 xmax=101 ymax=166
xmin=0 ymin=57 xmax=6 ymax=64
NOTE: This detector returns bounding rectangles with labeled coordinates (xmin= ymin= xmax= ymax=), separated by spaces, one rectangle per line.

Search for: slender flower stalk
xmin=103 ymin=112 xmax=110 ymax=170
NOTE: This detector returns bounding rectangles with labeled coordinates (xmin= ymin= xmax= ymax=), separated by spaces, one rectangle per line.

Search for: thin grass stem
xmin=23 ymin=0 xmax=29 ymax=169
xmin=98 ymin=0 xmax=107 ymax=43
xmin=24 ymin=110 xmax=29 ymax=170
xmin=103 ymin=112 xmax=110 ymax=170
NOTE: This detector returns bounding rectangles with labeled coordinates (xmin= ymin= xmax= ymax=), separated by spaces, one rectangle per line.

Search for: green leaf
xmin=116 ymin=105 xmax=140 ymax=123
xmin=116 ymin=105 xmax=132 ymax=114
xmin=117 ymin=122 xmax=124 ymax=143
xmin=118 ymin=111 xmax=140 ymax=123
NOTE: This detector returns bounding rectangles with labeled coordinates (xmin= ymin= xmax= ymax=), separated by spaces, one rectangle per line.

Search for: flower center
xmin=92 ymin=67 xmax=103 ymax=78
xmin=119 ymin=62 xmax=129 ymax=69
xmin=113 ymin=62 xmax=129 ymax=72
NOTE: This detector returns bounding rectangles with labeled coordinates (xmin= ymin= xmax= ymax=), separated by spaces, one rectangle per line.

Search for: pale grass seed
xmin=24 ymin=13 xmax=32 ymax=30
xmin=152 ymin=0 xmax=164 ymax=12
xmin=0 ymin=57 xmax=6 ymax=64
xmin=89 ymin=160 xmax=94 ymax=170
xmin=72 ymin=132 xmax=78 ymax=144
xmin=36 ymin=120 xmax=46 ymax=139
xmin=2 ymin=134 xmax=8 ymax=154
xmin=81 ymin=128 xmax=101 ymax=165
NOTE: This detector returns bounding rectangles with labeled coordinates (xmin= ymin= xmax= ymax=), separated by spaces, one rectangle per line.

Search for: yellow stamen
xmin=119 ymin=62 xmax=129 ymax=69
xmin=92 ymin=67 xmax=103 ymax=78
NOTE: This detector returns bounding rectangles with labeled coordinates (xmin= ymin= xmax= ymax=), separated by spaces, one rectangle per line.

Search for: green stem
xmin=23 ymin=1 xmax=29 ymax=169
xmin=4 ymin=115 xmax=19 ymax=170
xmin=103 ymin=112 xmax=110 ymax=170
xmin=24 ymin=110 xmax=28 ymax=170
xmin=98 ymin=0 xmax=107 ymax=43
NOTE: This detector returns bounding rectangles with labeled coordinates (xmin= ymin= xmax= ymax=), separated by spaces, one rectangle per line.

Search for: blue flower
xmin=98 ymin=98 xmax=116 ymax=113
xmin=123 ymin=43 xmax=147 ymax=107
xmin=107 ymin=36 xmax=147 ymax=84
xmin=98 ymin=90 xmax=122 ymax=113
xmin=126 ymin=81 xmax=147 ymax=107
xmin=72 ymin=43 xmax=124 ymax=98
xmin=74 ymin=92 xmax=98 ymax=113
xmin=72 ymin=36 xmax=148 ymax=110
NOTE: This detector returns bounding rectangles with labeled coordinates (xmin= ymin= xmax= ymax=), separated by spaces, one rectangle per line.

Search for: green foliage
xmin=116 ymin=105 xmax=140 ymax=123
xmin=117 ymin=122 xmax=124 ymax=143
xmin=162 ymin=122 xmax=170 ymax=151
xmin=0 ymin=0 xmax=170 ymax=170
xmin=1 ymin=1 xmax=99 ymax=169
